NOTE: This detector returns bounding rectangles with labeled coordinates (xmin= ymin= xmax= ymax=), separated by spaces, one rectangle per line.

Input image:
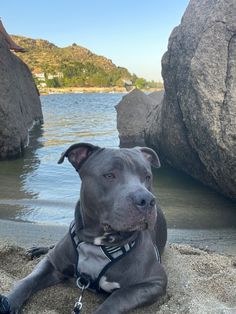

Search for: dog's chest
xmin=77 ymin=242 xmax=124 ymax=292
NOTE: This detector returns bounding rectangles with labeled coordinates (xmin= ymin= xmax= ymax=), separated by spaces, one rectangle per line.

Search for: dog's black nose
xmin=132 ymin=190 xmax=156 ymax=210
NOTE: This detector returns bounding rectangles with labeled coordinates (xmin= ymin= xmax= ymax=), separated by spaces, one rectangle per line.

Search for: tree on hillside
xmin=135 ymin=78 xmax=147 ymax=89
xmin=46 ymin=77 xmax=61 ymax=88
xmin=87 ymin=72 xmax=110 ymax=87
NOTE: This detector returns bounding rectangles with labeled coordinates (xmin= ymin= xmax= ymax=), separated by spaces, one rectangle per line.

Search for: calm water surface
xmin=0 ymin=93 xmax=235 ymax=229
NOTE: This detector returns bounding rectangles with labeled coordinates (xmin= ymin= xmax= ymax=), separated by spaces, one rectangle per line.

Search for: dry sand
xmin=0 ymin=241 xmax=236 ymax=314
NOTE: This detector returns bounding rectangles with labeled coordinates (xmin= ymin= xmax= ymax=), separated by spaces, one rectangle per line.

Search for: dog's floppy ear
xmin=136 ymin=147 xmax=161 ymax=168
xmin=58 ymin=143 xmax=101 ymax=170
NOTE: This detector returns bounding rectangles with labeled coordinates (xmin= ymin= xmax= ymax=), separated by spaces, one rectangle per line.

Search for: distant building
xmin=34 ymin=72 xmax=45 ymax=81
xmin=47 ymin=72 xmax=63 ymax=79
xmin=34 ymin=72 xmax=63 ymax=82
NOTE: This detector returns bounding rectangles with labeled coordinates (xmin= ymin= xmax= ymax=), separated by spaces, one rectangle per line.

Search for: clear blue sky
xmin=1 ymin=0 xmax=189 ymax=81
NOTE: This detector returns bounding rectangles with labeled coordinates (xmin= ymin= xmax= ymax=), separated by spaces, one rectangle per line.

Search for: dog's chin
xmin=104 ymin=221 xmax=150 ymax=234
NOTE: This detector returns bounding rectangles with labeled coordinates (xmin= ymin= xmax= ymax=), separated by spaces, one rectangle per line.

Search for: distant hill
xmin=12 ymin=35 xmax=162 ymax=89
xmin=12 ymin=35 xmax=134 ymax=88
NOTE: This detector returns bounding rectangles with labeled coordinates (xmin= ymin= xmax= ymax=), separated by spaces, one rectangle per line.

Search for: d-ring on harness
xmin=73 ymin=276 xmax=90 ymax=313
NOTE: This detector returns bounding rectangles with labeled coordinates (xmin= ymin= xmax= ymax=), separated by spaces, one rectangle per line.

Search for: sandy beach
xmin=0 ymin=220 xmax=236 ymax=313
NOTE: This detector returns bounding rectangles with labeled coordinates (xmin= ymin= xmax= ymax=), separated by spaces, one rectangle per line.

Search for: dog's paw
xmin=0 ymin=295 xmax=10 ymax=314
xmin=26 ymin=246 xmax=53 ymax=259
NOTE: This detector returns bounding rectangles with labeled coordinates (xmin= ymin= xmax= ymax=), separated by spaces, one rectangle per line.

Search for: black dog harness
xmin=70 ymin=221 xmax=160 ymax=313
xmin=70 ymin=221 xmax=139 ymax=292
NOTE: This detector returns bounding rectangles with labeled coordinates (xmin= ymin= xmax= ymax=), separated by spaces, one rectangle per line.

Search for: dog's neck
xmin=74 ymin=202 xmax=138 ymax=246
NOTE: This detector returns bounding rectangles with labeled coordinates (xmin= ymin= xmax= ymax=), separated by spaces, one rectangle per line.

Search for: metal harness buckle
xmin=73 ymin=276 xmax=90 ymax=314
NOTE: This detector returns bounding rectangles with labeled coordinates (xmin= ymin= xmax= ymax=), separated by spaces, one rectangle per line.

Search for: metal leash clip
xmin=73 ymin=276 xmax=90 ymax=314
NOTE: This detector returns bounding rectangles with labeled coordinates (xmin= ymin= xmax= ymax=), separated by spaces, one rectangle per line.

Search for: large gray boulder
xmin=0 ymin=34 xmax=43 ymax=159
xmin=146 ymin=0 xmax=236 ymax=200
xmin=116 ymin=88 xmax=160 ymax=147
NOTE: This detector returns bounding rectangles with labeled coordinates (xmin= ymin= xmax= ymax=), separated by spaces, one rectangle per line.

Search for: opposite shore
xmin=38 ymin=86 xmax=164 ymax=95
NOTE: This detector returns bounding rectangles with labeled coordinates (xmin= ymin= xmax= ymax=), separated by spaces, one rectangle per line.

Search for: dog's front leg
xmin=94 ymin=277 xmax=167 ymax=314
xmin=0 ymin=257 xmax=63 ymax=314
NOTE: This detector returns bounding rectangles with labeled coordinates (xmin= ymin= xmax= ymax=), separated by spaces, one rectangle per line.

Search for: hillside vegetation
xmin=12 ymin=35 xmax=162 ymax=89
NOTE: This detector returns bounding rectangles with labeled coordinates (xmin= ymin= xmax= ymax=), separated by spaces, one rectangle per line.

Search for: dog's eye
xmin=103 ymin=173 xmax=116 ymax=179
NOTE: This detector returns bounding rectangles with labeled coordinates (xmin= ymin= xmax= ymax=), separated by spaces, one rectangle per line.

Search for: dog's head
xmin=58 ymin=143 xmax=160 ymax=244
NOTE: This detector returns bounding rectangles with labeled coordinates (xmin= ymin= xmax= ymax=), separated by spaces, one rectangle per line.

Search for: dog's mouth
xmin=103 ymin=221 xmax=148 ymax=234
xmin=103 ymin=221 xmax=149 ymax=235
xmin=103 ymin=224 xmax=135 ymax=236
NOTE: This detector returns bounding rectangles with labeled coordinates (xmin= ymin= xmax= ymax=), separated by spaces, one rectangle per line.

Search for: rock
xmin=146 ymin=0 xmax=236 ymax=200
xmin=148 ymin=90 xmax=164 ymax=102
xmin=115 ymin=88 xmax=159 ymax=147
xmin=0 ymin=34 xmax=43 ymax=159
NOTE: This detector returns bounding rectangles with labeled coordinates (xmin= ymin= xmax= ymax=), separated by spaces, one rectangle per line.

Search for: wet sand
xmin=0 ymin=219 xmax=235 ymax=255
xmin=0 ymin=220 xmax=236 ymax=313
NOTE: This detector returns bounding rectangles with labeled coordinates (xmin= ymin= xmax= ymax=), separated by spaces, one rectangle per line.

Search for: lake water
xmin=0 ymin=93 xmax=235 ymax=229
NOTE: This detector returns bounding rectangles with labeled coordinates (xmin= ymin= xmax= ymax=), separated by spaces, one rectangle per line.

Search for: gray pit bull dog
xmin=0 ymin=143 xmax=167 ymax=314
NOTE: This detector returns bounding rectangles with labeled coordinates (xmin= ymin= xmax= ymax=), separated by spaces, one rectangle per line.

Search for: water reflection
xmin=0 ymin=93 xmax=235 ymax=228
xmin=153 ymin=167 xmax=236 ymax=229
xmin=0 ymin=124 xmax=43 ymax=219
